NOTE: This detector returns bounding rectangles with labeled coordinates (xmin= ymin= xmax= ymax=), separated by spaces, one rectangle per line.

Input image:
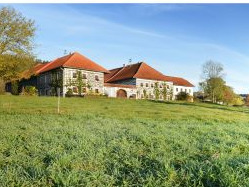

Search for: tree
xmin=206 ymin=77 xmax=226 ymax=103
xmin=223 ymin=86 xmax=244 ymax=106
xmin=0 ymin=6 xmax=36 ymax=82
xmin=245 ymin=94 xmax=249 ymax=106
xmin=153 ymin=82 xmax=160 ymax=100
xmin=223 ymin=86 xmax=235 ymax=105
xmin=143 ymin=89 xmax=147 ymax=99
xmin=202 ymin=60 xmax=224 ymax=80
xmin=66 ymin=71 xmax=89 ymax=96
xmin=161 ymin=82 xmax=168 ymax=101
xmin=200 ymin=61 xmax=226 ymax=103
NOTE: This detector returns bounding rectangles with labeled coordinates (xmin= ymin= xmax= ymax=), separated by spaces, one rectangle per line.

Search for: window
xmin=181 ymin=88 xmax=183 ymax=92
xmin=73 ymin=87 xmax=77 ymax=93
xmin=160 ymin=84 xmax=162 ymax=88
xmin=176 ymin=88 xmax=178 ymax=92
xmin=82 ymin=87 xmax=86 ymax=93
xmin=167 ymin=85 xmax=170 ymax=89
xmin=95 ymin=89 xmax=99 ymax=93
xmin=189 ymin=89 xmax=191 ymax=93
xmin=185 ymin=89 xmax=187 ymax=92
xmin=146 ymin=83 xmax=149 ymax=87
xmin=140 ymin=83 xmax=143 ymax=87
xmin=73 ymin=72 xmax=77 ymax=78
xmin=95 ymin=75 xmax=99 ymax=81
xmin=151 ymin=83 xmax=154 ymax=88
xmin=83 ymin=74 xmax=87 ymax=79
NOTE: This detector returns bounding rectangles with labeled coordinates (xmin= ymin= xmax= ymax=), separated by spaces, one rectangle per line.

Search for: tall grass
xmin=0 ymin=95 xmax=248 ymax=186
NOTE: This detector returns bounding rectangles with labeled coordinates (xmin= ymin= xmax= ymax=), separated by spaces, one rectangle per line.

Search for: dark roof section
xmin=104 ymin=83 xmax=136 ymax=88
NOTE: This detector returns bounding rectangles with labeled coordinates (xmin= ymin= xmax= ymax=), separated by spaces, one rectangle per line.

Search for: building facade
xmin=8 ymin=52 xmax=194 ymax=100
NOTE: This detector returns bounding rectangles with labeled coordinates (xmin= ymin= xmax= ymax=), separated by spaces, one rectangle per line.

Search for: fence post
xmin=57 ymin=88 xmax=60 ymax=114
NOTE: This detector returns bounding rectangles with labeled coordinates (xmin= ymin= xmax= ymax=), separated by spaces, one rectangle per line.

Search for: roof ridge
xmin=36 ymin=53 xmax=74 ymax=74
xmin=36 ymin=61 xmax=52 ymax=74
xmin=133 ymin=62 xmax=144 ymax=78
xmin=61 ymin=52 xmax=75 ymax=66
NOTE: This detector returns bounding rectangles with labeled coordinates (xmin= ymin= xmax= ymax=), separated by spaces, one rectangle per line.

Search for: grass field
xmin=0 ymin=95 xmax=249 ymax=186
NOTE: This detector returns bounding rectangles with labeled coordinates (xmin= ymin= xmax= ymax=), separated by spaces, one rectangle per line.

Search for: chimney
xmin=123 ymin=64 xmax=125 ymax=67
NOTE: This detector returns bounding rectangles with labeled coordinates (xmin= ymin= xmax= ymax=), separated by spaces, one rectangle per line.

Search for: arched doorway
xmin=117 ymin=89 xmax=127 ymax=98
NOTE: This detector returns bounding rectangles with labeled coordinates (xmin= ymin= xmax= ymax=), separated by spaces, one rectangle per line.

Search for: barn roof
xmin=105 ymin=62 xmax=194 ymax=87
xmin=39 ymin=52 xmax=109 ymax=73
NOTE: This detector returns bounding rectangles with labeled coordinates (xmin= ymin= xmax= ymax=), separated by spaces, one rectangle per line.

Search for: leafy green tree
xmin=161 ymin=82 xmax=168 ymax=101
xmin=143 ymin=89 xmax=147 ymax=99
xmin=154 ymin=82 xmax=160 ymax=100
xmin=11 ymin=80 xmax=19 ymax=95
xmin=200 ymin=61 xmax=226 ymax=103
xmin=0 ymin=6 xmax=36 ymax=82
xmin=66 ymin=71 xmax=89 ymax=96
xmin=206 ymin=77 xmax=226 ymax=103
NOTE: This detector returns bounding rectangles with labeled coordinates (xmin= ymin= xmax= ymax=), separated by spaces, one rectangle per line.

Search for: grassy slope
xmin=0 ymin=95 xmax=248 ymax=186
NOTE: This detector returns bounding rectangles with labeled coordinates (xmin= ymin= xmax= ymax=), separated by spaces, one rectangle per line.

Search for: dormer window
xmin=95 ymin=75 xmax=99 ymax=81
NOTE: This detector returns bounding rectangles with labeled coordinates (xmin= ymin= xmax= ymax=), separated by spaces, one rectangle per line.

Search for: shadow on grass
xmin=148 ymin=100 xmax=249 ymax=114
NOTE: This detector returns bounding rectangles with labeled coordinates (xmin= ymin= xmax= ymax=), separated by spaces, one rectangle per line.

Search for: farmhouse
xmin=104 ymin=62 xmax=194 ymax=100
xmin=7 ymin=52 xmax=194 ymax=100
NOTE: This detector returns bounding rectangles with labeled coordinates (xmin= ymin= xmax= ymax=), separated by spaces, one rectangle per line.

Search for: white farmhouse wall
xmin=104 ymin=86 xmax=137 ymax=98
xmin=173 ymin=85 xmax=193 ymax=100
xmin=136 ymin=78 xmax=174 ymax=100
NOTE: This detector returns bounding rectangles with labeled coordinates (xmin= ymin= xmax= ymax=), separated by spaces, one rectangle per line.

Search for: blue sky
xmin=3 ymin=4 xmax=249 ymax=93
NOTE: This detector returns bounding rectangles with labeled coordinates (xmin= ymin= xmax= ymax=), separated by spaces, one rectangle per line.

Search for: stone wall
xmin=63 ymin=68 xmax=105 ymax=96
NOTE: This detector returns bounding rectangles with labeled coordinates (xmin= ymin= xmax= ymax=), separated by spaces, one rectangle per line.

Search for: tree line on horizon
xmin=0 ymin=6 xmax=248 ymax=106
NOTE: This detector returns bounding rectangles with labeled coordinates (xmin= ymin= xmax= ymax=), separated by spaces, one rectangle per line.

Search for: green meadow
xmin=0 ymin=95 xmax=248 ymax=186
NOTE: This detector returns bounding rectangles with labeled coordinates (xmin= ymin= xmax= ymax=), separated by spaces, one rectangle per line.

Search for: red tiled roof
xmin=20 ymin=63 xmax=47 ymax=79
xmin=39 ymin=52 xmax=109 ymax=73
xmin=105 ymin=62 xmax=194 ymax=87
xmin=105 ymin=62 xmax=168 ymax=83
xmin=164 ymin=76 xmax=194 ymax=87
xmin=104 ymin=67 xmax=122 ymax=82
xmin=104 ymin=83 xmax=136 ymax=88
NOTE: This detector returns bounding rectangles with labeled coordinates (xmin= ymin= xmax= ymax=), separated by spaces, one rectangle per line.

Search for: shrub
xmin=232 ymin=97 xmax=244 ymax=106
xmin=23 ymin=86 xmax=37 ymax=96
xmin=11 ymin=81 xmax=19 ymax=95
xmin=66 ymin=88 xmax=73 ymax=97
xmin=176 ymin=92 xmax=189 ymax=101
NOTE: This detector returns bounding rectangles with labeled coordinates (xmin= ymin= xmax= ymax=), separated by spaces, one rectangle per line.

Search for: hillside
xmin=0 ymin=96 xmax=248 ymax=186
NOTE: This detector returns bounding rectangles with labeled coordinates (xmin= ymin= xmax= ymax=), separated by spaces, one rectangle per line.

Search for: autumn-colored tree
xmin=245 ymin=94 xmax=249 ymax=106
xmin=0 ymin=6 xmax=36 ymax=82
